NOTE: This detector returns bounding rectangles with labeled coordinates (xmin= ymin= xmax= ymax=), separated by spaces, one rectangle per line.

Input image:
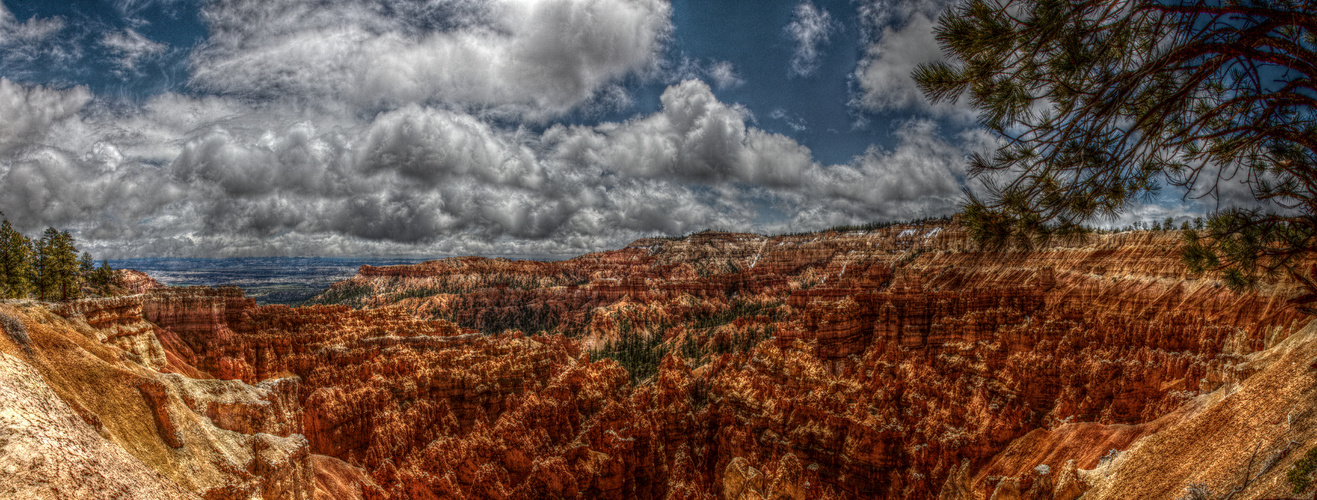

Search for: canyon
xmin=1 ymin=220 xmax=1315 ymax=499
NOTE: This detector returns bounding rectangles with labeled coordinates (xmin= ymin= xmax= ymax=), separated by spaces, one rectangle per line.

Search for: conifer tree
xmin=91 ymin=259 xmax=114 ymax=291
xmin=0 ymin=214 xmax=33 ymax=299
xmin=57 ymin=231 xmax=81 ymax=300
xmin=79 ymin=252 xmax=94 ymax=278
xmin=915 ymin=0 xmax=1317 ymax=291
xmin=34 ymin=228 xmax=81 ymax=301
xmin=33 ymin=229 xmax=55 ymax=300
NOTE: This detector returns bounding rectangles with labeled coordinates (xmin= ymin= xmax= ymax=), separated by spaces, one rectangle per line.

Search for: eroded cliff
xmin=1 ymin=221 xmax=1313 ymax=499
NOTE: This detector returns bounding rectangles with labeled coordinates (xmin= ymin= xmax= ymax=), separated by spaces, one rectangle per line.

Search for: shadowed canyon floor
xmin=2 ymin=222 xmax=1316 ymax=499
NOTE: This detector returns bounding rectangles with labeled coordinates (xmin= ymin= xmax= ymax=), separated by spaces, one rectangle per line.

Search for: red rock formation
xmin=3 ymin=222 xmax=1311 ymax=500
xmin=295 ymin=223 xmax=1306 ymax=498
xmin=117 ymin=268 xmax=164 ymax=294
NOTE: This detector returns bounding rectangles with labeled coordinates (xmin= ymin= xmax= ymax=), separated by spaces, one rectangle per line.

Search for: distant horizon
xmin=99 ymin=214 xmax=1199 ymax=262
xmin=107 ymin=254 xmax=572 ymax=265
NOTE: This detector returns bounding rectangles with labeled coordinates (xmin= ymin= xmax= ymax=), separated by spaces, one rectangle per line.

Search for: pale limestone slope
xmin=0 ymin=351 xmax=199 ymax=499
xmin=1081 ymin=318 xmax=1317 ymax=499
xmin=0 ymin=300 xmax=319 ymax=499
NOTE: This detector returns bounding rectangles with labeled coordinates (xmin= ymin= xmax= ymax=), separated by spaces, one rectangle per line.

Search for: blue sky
xmin=6 ymin=0 xmax=894 ymax=164
xmin=0 ymin=0 xmax=1189 ymax=257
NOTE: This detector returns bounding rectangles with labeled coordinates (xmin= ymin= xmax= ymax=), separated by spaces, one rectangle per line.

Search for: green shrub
xmin=1 ymin=312 xmax=31 ymax=354
xmin=1289 ymin=446 xmax=1317 ymax=495
xmin=305 ymin=282 xmax=374 ymax=307
xmin=589 ymin=319 xmax=666 ymax=385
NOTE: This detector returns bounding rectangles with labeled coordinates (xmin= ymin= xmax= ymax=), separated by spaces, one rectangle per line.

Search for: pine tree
xmin=56 ymin=231 xmax=80 ymax=300
xmin=0 ymin=214 xmax=33 ymax=299
xmin=915 ymin=0 xmax=1317 ymax=291
xmin=92 ymin=259 xmax=114 ymax=291
xmin=34 ymin=228 xmax=81 ymax=301
xmin=33 ymin=228 xmax=57 ymax=301
xmin=78 ymin=252 xmax=99 ymax=296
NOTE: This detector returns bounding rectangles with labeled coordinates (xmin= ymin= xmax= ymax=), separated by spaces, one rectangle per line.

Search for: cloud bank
xmin=0 ymin=73 xmax=982 ymax=257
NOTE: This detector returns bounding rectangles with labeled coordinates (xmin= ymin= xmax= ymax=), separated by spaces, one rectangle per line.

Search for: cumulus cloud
xmin=855 ymin=0 xmax=951 ymax=32
xmin=0 ymin=73 xmax=987 ymax=257
xmin=785 ymin=1 xmax=834 ymax=77
xmin=102 ymin=28 xmax=167 ymax=71
xmin=189 ymin=0 xmax=672 ymax=120
xmin=853 ymin=14 xmax=938 ymax=111
xmin=852 ymin=12 xmax=978 ymax=122
xmin=542 ymin=80 xmax=817 ymax=187
xmin=0 ymin=79 xmax=91 ymax=156
xmin=851 ymin=0 xmax=976 ymax=119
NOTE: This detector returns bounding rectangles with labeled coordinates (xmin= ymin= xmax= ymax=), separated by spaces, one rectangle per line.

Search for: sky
xmin=0 ymin=0 xmax=1202 ymax=258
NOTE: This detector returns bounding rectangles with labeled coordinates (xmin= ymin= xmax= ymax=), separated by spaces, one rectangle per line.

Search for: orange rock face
xmin=116 ymin=268 xmax=164 ymax=294
xmin=3 ymin=222 xmax=1310 ymax=499
xmin=290 ymin=224 xmax=1304 ymax=498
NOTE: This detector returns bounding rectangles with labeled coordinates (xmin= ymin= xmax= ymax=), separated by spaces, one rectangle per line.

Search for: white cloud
xmin=770 ymin=108 xmax=806 ymax=132
xmin=855 ymin=0 xmax=952 ymax=35
xmin=0 ymin=3 xmax=64 ymax=44
xmin=664 ymin=57 xmax=744 ymax=90
xmin=0 ymin=79 xmax=91 ymax=156
xmin=544 ymin=80 xmax=815 ymax=187
xmin=0 ymin=75 xmax=991 ymax=257
xmin=9 ymin=0 xmax=1178 ymax=258
xmin=785 ymin=1 xmax=834 ymax=77
xmin=852 ymin=12 xmax=973 ymax=120
xmin=189 ymin=0 xmax=673 ymax=120
xmin=101 ymin=28 xmax=167 ymax=71
xmin=706 ymin=60 xmax=744 ymax=89
xmin=0 ymin=3 xmax=68 ymax=71
xmin=355 ymin=105 xmax=542 ymax=189
xmin=780 ymin=119 xmax=985 ymax=228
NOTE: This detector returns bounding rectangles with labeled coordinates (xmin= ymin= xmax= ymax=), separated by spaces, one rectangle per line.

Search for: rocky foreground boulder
xmin=0 ymin=221 xmax=1314 ymax=499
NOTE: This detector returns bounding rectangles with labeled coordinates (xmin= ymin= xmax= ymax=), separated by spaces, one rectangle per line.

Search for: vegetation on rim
xmin=0 ymin=212 xmax=115 ymax=300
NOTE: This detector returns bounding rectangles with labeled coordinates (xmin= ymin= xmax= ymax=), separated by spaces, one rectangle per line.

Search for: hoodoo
xmin=2 ymin=222 xmax=1315 ymax=499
